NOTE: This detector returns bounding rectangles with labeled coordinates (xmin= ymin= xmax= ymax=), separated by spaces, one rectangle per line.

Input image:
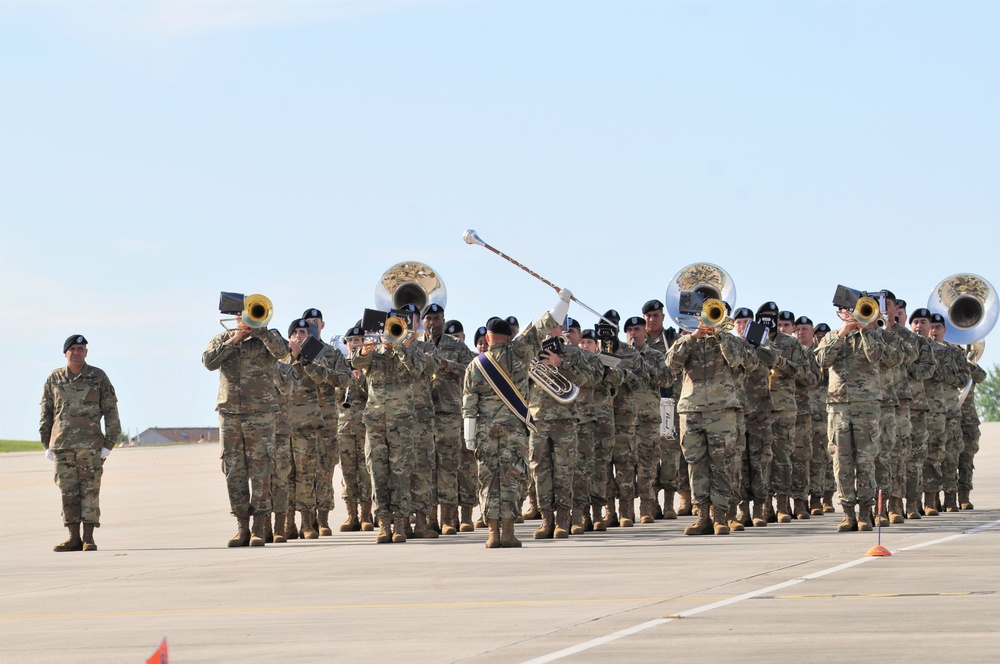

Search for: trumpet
xmin=382 ymin=314 xmax=413 ymax=346
xmin=219 ymin=292 xmax=273 ymax=331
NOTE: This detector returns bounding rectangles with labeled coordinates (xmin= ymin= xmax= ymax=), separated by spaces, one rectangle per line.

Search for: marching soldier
xmin=733 ymin=309 xmax=775 ymax=528
xmin=959 ymin=351 xmax=987 ymax=509
xmin=270 ymin=350 xmax=295 ymax=542
xmin=896 ymin=302 xmax=935 ymax=520
xmin=911 ymin=308 xmax=947 ymax=516
xmin=930 ymin=314 xmax=970 ymax=512
xmin=779 ymin=311 xmax=822 ymax=520
xmin=336 ymin=326 xmax=374 ymax=532
xmin=794 ymin=316 xmax=833 ymax=515
xmin=643 ymin=299 xmax=684 ymax=519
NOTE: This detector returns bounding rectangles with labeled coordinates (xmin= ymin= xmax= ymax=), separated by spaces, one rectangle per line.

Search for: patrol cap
xmin=474 ymin=326 xmax=488 ymax=345
xmin=581 ymin=329 xmax=597 ymax=341
xmin=302 ymin=308 xmax=323 ymax=320
xmin=623 ymin=316 xmax=645 ymax=331
xmin=63 ymin=334 xmax=88 ymax=353
xmin=422 ymin=303 xmax=445 ymax=318
xmin=602 ymin=309 xmax=621 ymax=325
xmin=814 ymin=323 xmax=831 ymax=334
xmin=778 ymin=310 xmax=795 ymax=322
xmin=505 ymin=315 xmax=519 ymax=328
xmin=565 ymin=317 xmax=581 ymax=331
xmin=909 ymin=308 xmax=932 ymax=323
xmin=642 ymin=300 xmax=664 ymax=315
xmin=487 ymin=317 xmax=513 ymax=336
xmin=794 ymin=316 xmax=814 ymax=326
xmin=930 ymin=313 xmax=946 ymax=327
xmin=757 ymin=302 xmax=779 ymax=316
xmin=344 ymin=325 xmax=365 ymax=339
xmin=288 ymin=319 xmax=310 ymax=337
xmin=444 ymin=319 xmax=463 ymax=335
xmin=733 ymin=307 xmax=754 ymax=320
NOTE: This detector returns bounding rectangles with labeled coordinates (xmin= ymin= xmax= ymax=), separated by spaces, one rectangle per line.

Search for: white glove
xmin=464 ymin=417 xmax=478 ymax=451
xmin=549 ymin=289 xmax=572 ymax=325
xmin=101 ymin=448 xmax=111 ymax=459
xmin=558 ymin=288 xmax=573 ymax=303
xmin=45 ymin=448 xmax=55 ymax=461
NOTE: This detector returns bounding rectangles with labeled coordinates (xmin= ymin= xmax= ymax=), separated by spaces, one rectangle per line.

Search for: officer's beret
xmin=930 ymin=313 xmax=946 ymax=326
xmin=909 ymin=308 xmax=932 ymax=323
xmin=778 ymin=310 xmax=795 ymax=322
xmin=814 ymin=323 xmax=831 ymax=334
xmin=642 ymin=299 xmax=664 ymax=315
xmin=422 ymin=303 xmax=445 ymax=317
xmin=444 ymin=319 xmax=463 ymax=335
xmin=623 ymin=316 xmax=645 ymax=331
xmin=344 ymin=326 xmax=365 ymax=339
xmin=397 ymin=303 xmax=419 ymax=315
xmin=505 ymin=315 xmax=519 ymax=327
xmin=603 ymin=309 xmax=621 ymax=325
xmin=288 ymin=319 xmax=310 ymax=337
xmin=487 ymin=318 xmax=513 ymax=336
xmin=581 ymin=329 xmax=597 ymax=341
xmin=302 ymin=308 xmax=322 ymax=320
xmin=794 ymin=316 xmax=814 ymax=326
xmin=733 ymin=307 xmax=754 ymax=320
xmin=63 ymin=335 xmax=87 ymax=353
xmin=474 ymin=326 xmax=488 ymax=345
xmin=757 ymin=302 xmax=779 ymax=316
xmin=565 ymin=317 xmax=581 ymax=331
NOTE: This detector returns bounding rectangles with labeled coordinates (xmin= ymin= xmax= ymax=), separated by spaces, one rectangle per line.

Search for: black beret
xmin=623 ymin=316 xmax=646 ymax=331
xmin=397 ymin=303 xmax=419 ymax=315
xmin=642 ymin=299 xmax=664 ymax=314
xmin=909 ymin=308 xmax=932 ymax=323
xmin=733 ymin=307 xmax=754 ymax=320
xmin=930 ymin=313 xmax=946 ymax=326
xmin=581 ymin=329 xmax=597 ymax=341
xmin=505 ymin=315 xmax=519 ymax=327
xmin=814 ymin=323 xmax=831 ymax=334
xmin=757 ymin=302 xmax=779 ymax=316
xmin=344 ymin=326 xmax=365 ymax=338
xmin=422 ymin=303 xmax=445 ymax=317
xmin=302 ymin=308 xmax=322 ymax=320
xmin=474 ymin=326 xmax=488 ymax=345
xmin=288 ymin=319 xmax=310 ymax=337
xmin=444 ymin=319 xmax=463 ymax=334
xmin=778 ymin=310 xmax=795 ymax=322
xmin=883 ymin=290 xmax=897 ymax=302
xmin=794 ymin=316 xmax=814 ymax=326
xmin=63 ymin=334 xmax=87 ymax=353
xmin=895 ymin=299 xmax=907 ymax=310
xmin=603 ymin=309 xmax=621 ymax=325
xmin=487 ymin=318 xmax=513 ymax=336
xmin=565 ymin=316 xmax=581 ymax=331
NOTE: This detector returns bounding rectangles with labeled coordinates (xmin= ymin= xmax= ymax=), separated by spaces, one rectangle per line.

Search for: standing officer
xmin=40 ymin=335 xmax=121 ymax=552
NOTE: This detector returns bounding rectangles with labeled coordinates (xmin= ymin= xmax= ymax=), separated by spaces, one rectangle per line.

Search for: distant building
xmin=135 ymin=428 xmax=219 ymax=446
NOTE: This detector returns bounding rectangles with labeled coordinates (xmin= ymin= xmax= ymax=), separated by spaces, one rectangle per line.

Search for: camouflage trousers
xmin=291 ymin=428 xmax=321 ymax=512
xmin=906 ymin=409 xmax=928 ymax=500
xmin=656 ymin=434 xmax=684 ymax=493
xmin=606 ymin=424 xmax=636 ymax=505
xmin=893 ymin=403 xmax=912 ymax=500
xmin=364 ymin=412 xmax=414 ymax=519
xmin=590 ymin=414 xmax=615 ymax=505
xmin=739 ymin=408 xmax=773 ymax=503
xmin=923 ymin=410 xmax=946 ymax=492
xmin=635 ymin=414 xmax=661 ymax=511
xmin=271 ymin=434 xmax=293 ymax=514
xmin=827 ymin=402 xmax=879 ymax=509
xmin=338 ymin=421 xmax=371 ymax=504
xmin=220 ymin=413 xmax=275 ymax=519
xmin=409 ymin=409 xmax=437 ymax=513
xmin=942 ymin=409 xmax=963 ymax=493
xmin=790 ymin=413 xmax=813 ymax=501
xmin=435 ymin=412 xmax=462 ymax=507
xmin=873 ymin=405 xmax=898 ymax=500
xmin=476 ymin=418 xmax=529 ymax=520
xmin=679 ymin=409 xmax=738 ymax=511
xmin=458 ymin=447 xmax=478 ymax=507
xmin=769 ymin=409 xmax=797 ymax=496
xmin=315 ymin=428 xmax=338 ymax=511
xmin=959 ymin=420 xmax=981 ymax=492
xmin=573 ymin=420 xmax=596 ymax=510
xmin=53 ymin=448 xmax=104 ymax=526
xmin=809 ymin=415 xmax=833 ymax=498
xmin=530 ymin=418 xmax=579 ymax=513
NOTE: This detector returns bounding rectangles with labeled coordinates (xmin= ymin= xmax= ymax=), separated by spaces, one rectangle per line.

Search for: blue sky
xmin=1 ymin=0 xmax=997 ymax=440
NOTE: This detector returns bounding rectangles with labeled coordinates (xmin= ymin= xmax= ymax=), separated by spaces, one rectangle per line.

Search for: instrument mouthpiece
xmin=464 ymin=229 xmax=486 ymax=247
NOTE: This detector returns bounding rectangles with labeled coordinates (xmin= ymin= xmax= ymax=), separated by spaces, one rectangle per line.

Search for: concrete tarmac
xmin=2 ymin=425 xmax=998 ymax=663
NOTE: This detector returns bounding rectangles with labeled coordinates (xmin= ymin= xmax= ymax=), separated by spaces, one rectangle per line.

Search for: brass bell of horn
xmin=852 ymin=296 xmax=880 ymax=326
xmin=926 ymin=273 xmax=998 ymax=345
xmin=374 ymin=261 xmax=447 ymax=315
xmin=665 ymin=263 xmax=736 ymax=330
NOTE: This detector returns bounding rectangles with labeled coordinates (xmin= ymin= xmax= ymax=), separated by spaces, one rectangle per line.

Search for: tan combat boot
xmin=592 ymin=504 xmax=607 ymax=532
xmin=300 ymin=510 xmax=318 ymax=539
xmin=639 ymin=499 xmax=656 ymax=524
xmin=763 ymin=496 xmax=777 ymax=523
xmin=485 ymin=519 xmax=501 ymax=548
xmin=340 ymin=501 xmax=360 ymax=532
xmin=619 ymin=499 xmax=635 ymax=528
xmin=272 ymin=513 xmax=287 ymax=543
xmin=317 ymin=510 xmax=333 ymax=537
xmin=376 ymin=516 xmax=392 ymax=544
xmin=677 ymin=490 xmax=693 ymax=517
xmin=570 ymin=510 xmax=586 ymax=536
xmin=81 ymin=523 xmax=98 ymax=551
xmin=553 ymin=510 xmax=570 ymax=539
xmin=822 ymin=492 xmax=836 ymax=513
xmin=533 ymin=510 xmax=555 ymax=539
xmin=751 ymin=501 xmax=767 ymax=528
xmin=959 ymin=490 xmax=974 ymax=511
xmin=359 ymin=503 xmax=375 ymax=531
xmin=54 ymin=523 xmax=83 ymax=552
xmin=857 ymin=507 xmax=873 ymax=532
xmin=500 ymin=518 xmax=522 ymax=548
xmin=837 ymin=506 xmax=857 ymax=533
xmin=249 ymin=515 xmax=266 ymax=547
xmin=285 ymin=512 xmax=299 ymax=540
xmin=605 ymin=504 xmax=619 ymax=528
xmin=736 ymin=500 xmax=752 ymax=527
xmin=459 ymin=506 xmax=476 ymax=532
xmin=905 ymin=496 xmax=923 ymax=520
xmin=944 ymin=492 xmax=959 ymax=513
xmin=712 ymin=506 xmax=730 ymax=535
xmin=888 ymin=497 xmax=905 ymax=524
xmin=776 ymin=495 xmax=792 ymax=523
xmin=392 ymin=516 xmax=407 ymax=543
xmin=662 ymin=492 xmax=677 ymax=520
xmin=725 ymin=504 xmax=744 ymax=532
xmin=263 ymin=514 xmax=273 ymax=543
xmin=228 ymin=517 xmax=251 ymax=547
xmin=809 ymin=495 xmax=824 ymax=516
xmin=684 ymin=505 xmax=713 ymax=536
xmin=793 ymin=498 xmax=810 ymax=520
xmin=427 ymin=507 xmax=441 ymax=535
xmin=417 ymin=512 xmax=439 ymax=539
xmin=523 ymin=494 xmax=541 ymax=520
xmin=923 ymin=492 xmax=939 ymax=516
xmin=440 ymin=506 xmax=458 ymax=535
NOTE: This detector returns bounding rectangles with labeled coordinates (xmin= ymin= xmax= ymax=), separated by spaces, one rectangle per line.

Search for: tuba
xmin=665 ymin=263 xmax=736 ymax=332
xmin=375 ymin=261 xmax=447 ymax=314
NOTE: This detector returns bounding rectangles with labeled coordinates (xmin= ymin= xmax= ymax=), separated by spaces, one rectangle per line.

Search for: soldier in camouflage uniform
xmin=911 ymin=309 xmax=948 ymax=516
xmin=336 ymin=327 xmax=374 ymax=532
xmin=959 ymin=354 xmax=987 ymax=510
xmin=794 ymin=316 xmax=832 ymax=516
xmin=463 ymin=294 xmax=570 ymax=548
xmin=733 ymin=310 xmax=775 ymax=528
xmin=270 ymin=354 xmax=295 ymax=543
xmin=667 ymin=320 xmax=754 ymax=536
xmin=643 ymin=299 xmax=684 ymax=520
xmin=421 ymin=304 xmax=476 ymax=535
xmin=352 ymin=319 xmax=426 ymax=543
xmin=930 ymin=314 xmax=971 ymax=512
xmin=816 ymin=309 xmax=888 ymax=532
xmin=778 ymin=311 xmax=822 ymax=520
xmin=203 ymin=320 xmax=289 ymax=546
xmin=897 ymin=303 xmax=936 ymax=519
xmin=562 ymin=319 xmax=595 ymax=533
xmin=40 ymin=335 xmax=121 ymax=552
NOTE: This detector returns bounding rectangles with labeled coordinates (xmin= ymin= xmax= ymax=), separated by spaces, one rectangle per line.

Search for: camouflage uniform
xmin=959 ymin=360 xmax=987 ymax=501
xmin=633 ymin=343 xmax=672 ymax=521
xmin=902 ymin=331 xmax=935 ymax=513
xmin=923 ymin=338 xmax=960 ymax=494
xmin=940 ymin=343 xmax=970 ymax=498
xmin=880 ymin=326 xmax=918 ymax=514
xmin=873 ymin=328 xmax=906 ymax=505
xmin=790 ymin=344 xmax=822 ymax=511
xmin=816 ymin=327 xmax=886 ymax=512
xmin=40 ymin=363 xmax=121 ymax=528
xmin=648 ymin=332 xmax=685 ymax=512
xmin=808 ymin=351 xmax=833 ymax=508
xmin=314 ymin=346 xmax=353 ymax=514
xmin=607 ymin=344 xmax=647 ymax=523
xmin=463 ymin=314 xmax=557 ymax=521
xmin=336 ymin=371 xmax=371 ymax=505
xmin=588 ymin=358 xmax=621 ymax=515
xmin=739 ymin=346 xmax=774 ymax=517
xmin=408 ymin=339 xmax=440 ymax=525
xmin=271 ymin=368 xmax=295 ymax=517
xmin=767 ymin=331 xmax=809 ymax=514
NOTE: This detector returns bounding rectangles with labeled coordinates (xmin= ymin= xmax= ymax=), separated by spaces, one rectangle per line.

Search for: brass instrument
xmin=219 ymin=292 xmax=273 ymax=331
xmin=375 ymin=261 xmax=447 ymax=314
xmin=382 ymin=315 xmax=412 ymax=345
xmin=700 ymin=298 xmax=735 ymax=332
xmin=529 ymin=358 xmax=580 ymax=404
xmin=664 ymin=263 xmax=737 ymax=332
xmin=851 ymin=296 xmax=880 ymax=326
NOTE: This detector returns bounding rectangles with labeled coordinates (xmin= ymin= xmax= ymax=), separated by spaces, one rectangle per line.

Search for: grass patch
xmin=0 ymin=440 xmax=40 ymax=453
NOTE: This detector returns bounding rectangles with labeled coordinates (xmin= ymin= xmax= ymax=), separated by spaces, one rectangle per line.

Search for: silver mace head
xmin=463 ymin=229 xmax=486 ymax=247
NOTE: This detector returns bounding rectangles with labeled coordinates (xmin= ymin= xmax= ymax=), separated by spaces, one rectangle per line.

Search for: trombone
xmin=219 ymin=292 xmax=273 ymax=331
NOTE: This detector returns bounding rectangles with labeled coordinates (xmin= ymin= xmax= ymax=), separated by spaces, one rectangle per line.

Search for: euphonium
xmin=529 ymin=359 xmax=579 ymax=404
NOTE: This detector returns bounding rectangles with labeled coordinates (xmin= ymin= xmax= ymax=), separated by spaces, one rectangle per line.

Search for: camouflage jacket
xmin=351 ymin=341 xmax=421 ymax=422
xmin=274 ymin=363 xmax=295 ymax=437
xmin=808 ymin=345 xmax=828 ymax=419
xmin=279 ymin=353 xmax=331 ymax=430
xmin=874 ymin=327 xmax=907 ymax=406
xmin=816 ymin=327 xmax=885 ymax=403
xmin=336 ymin=369 xmax=369 ymax=432
xmin=905 ymin=333 xmax=936 ymax=411
xmin=924 ymin=338 xmax=966 ymax=413
xmin=422 ymin=332 xmax=476 ymax=414
xmin=647 ymin=330 xmax=677 ymax=398
xmin=731 ymin=336 xmax=762 ymax=411
xmin=528 ymin=342 xmax=604 ymax=421
xmin=575 ymin=350 xmax=625 ymax=424
xmin=767 ymin=331 xmax=810 ymax=413
xmin=203 ymin=329 xmax=289 ymax=415
xmin=667 ymin=331 xmax=753 ymax=413
xmin=962 ymin=361 xmax=987 ymax=424
xmin=316 ymin=344 xmax=354 ymax=423
xmin=40 ymin=363 xmax=121 ymax=451
xmin=890 ymin=326 xmax=921 ymax=402
xmin=792 ymin=340 xmax=822 ymax=414
xmin=941 ymin=342 xmax=971 ymax=413
xmin=612 ymin=344 xmax=648 ymax=426
xmin=409 ymin=338 xmax=439 ymax=417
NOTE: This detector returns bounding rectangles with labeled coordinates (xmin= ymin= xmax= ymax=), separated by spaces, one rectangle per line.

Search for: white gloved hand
xmin=550 ymin=290 xmax=572 ymax=325
xmin=464 ymin=417 xmax=478 ymax=451
xmin=101 ymin=447 xmax=111 ymax=459
xmin=558 ymin=288 xmax=573 ymax=303
xmin=465 ymin=438 xmax=477 ymax=451
xmin=45 ymin=448 xmax=55 ymax=462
